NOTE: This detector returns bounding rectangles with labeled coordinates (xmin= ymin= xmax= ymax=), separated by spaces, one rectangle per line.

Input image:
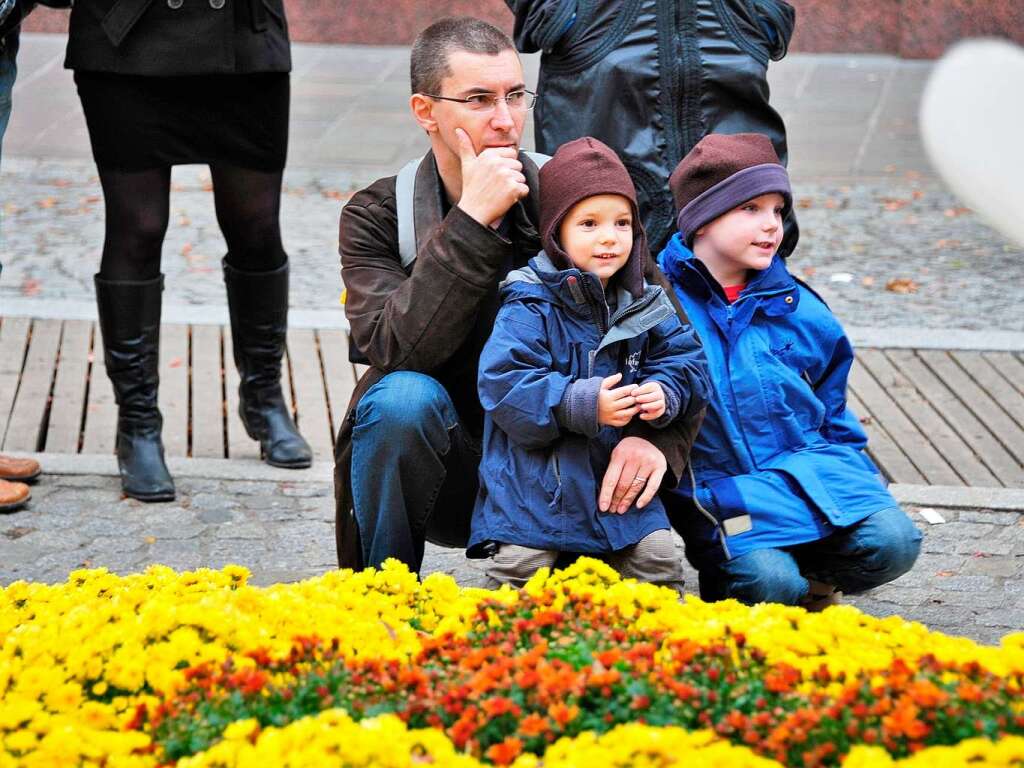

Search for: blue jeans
xmin=700 ymin=506 xmax=922 ymax=605
xmin=0 ymin=29 xmax=18 ymax=161
xmin=350 ymin=371 xmax=481 ymax=572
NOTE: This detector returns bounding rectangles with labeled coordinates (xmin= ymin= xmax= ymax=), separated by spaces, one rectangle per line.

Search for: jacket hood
xmin=539 ymin=137 xmax=648 ymax=299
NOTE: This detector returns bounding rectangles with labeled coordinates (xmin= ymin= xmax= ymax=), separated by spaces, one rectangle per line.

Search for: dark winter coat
xmin=507 ymin=0 xmax=797 ymax=253
xmin=658 ymin=236 xmax=898 ymax=570
xmin=469 ymin=252 xmax=709 ymax=555
xmin=64 ymin=0 xmax=290 ymax=75
xmin=334 ymin=151 xmax=706 ymax=569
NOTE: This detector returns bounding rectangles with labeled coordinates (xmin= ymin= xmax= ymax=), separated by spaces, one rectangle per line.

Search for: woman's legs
xmin=93 ymin=167 xmax=175 ymax=501
xmin=211 ymin=163 xmax=311 ymax=468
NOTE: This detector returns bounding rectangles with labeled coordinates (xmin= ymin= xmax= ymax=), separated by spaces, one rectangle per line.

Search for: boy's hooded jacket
xmin=469 ymin=138 xmax=709 ymax=556
xmin=658 ymin=236 xmax=898 ymax=570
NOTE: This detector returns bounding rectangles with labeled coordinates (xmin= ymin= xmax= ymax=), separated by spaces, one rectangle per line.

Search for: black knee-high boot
xmin=223 ymin=258 xmax=313 ymax=468
xmin=94 ymin=274 xmax=175 ymax=501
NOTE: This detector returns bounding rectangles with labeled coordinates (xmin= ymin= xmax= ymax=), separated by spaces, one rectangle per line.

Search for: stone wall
xmin=22 ymin=0 xmax=1024 ymax=59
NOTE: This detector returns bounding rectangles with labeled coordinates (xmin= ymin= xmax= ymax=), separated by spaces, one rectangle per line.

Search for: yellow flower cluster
xmin=167 ymin=713 xmax=1024 ymax=768
xmin=2 ymin=557 xmax=1022 ymax=767
xmin=845 ymin=737 xmax=1024 ymax=767
xmin=176 ymin=712 xmax=779 ymax=768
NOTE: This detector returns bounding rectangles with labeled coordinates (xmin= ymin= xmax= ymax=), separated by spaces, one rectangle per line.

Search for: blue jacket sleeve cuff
xmin=648 ymin=381 xmax=681 ymax=428
xmin=555 ymin=376 xmax=602 ymax=437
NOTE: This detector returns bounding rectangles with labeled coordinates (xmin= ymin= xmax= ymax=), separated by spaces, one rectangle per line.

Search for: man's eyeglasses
xmin=423 ymin=90 xmax=538 ymax=112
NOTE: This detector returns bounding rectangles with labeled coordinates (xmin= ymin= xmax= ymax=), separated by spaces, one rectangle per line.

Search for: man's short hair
xmin=410 ymin=17 xmax=516 ymax=96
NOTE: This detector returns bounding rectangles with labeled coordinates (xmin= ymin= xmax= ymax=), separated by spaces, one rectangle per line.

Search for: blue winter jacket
xmin=468 ymin=252 xmax=709 ymax=556
xmin=658 ymin=236 xmax=898 ymax=570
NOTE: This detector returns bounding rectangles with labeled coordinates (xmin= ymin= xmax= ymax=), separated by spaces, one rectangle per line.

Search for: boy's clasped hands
xmin=598 ymin=373 xmax=665 ymax=426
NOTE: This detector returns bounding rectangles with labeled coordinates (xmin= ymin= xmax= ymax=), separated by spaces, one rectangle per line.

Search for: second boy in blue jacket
xmin=659 ymin=133 xmax=921 ymax=609
xmin=468 ymin=138 xmax=709 ymax=592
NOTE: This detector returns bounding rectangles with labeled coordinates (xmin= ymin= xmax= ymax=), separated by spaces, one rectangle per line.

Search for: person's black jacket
xmin=64 ymin=0 xmax=290 ymax=75
xmin=508 ymin=0 xmax=798 ymax=255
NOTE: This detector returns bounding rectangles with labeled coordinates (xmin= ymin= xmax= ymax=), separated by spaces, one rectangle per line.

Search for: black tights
xmin=97 ymin=164 xmax=287 ymax=281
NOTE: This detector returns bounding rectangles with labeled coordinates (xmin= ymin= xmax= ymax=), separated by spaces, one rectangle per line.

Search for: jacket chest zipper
xmin=722 ymin=330 xmax=758 ymax=474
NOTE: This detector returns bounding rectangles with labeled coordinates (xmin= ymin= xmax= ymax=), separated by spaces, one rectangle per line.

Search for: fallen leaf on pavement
xmin=145 ymin=536 xmax=157 ymax=545
xmin=882 ymin=197 xmax=909 ymax=211
xmin=169 ymin=357 xmax=183 ymax=368
xmin=36 ymin=197 xmax=57 ymax=209
xmin=885 ymin=278 xmax=918 ymax=294
xmin=797 ymin=197 xmax=814 ymax=209
xmin=21 ymin=278 xmax=41 ymax=296
xmin=862 ymin=276 xmax=875 ymax=287
xmin=944 ymin=206 xmax=972 ymax=217
xmin=936 ymin=570 xmax=955 ymax=577
xmin=801 ymin=266 xmax=817 ymax=278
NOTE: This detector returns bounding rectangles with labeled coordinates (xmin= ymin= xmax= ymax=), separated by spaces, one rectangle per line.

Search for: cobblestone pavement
xmin=2 ymin=159 xmax=1022 ymax=330
xmin=1 ymin=473 xmax=1020 ymax=646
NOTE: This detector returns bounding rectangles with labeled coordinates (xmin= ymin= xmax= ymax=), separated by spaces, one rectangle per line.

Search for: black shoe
xmin=94 ymin=274 xmax=176 ymax=502
xmin=223 ymin=258 xmax=313 ymax=469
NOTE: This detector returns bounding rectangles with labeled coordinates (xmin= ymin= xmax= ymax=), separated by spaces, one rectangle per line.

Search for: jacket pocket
xmin=713 ymin=0 xmax=793 ymax=66
xmin=100 ymin=0 xmax=156 ymax=48
xmin=704 ymin=476 xmax=754 ymax=536
xmin=261 ymin=0 xmax=286 ymax=30
xmin=541 ymin=0 xmax=643 ymax=76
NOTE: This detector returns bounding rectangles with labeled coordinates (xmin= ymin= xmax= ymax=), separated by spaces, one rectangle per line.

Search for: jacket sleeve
xmin=478 ymin=301 xmax=573 ymax=450
xmin=623 ymin=267 xmax=710 ymax=488
xmin=636 ymin=312 xmax=711 ymax=430
xmin=810 ymin=332 xmax=869 ymax=451
xmin=504 ymin=0 xmax=578 ymax=53
xmin=339 ymin=187 xmax=518 ymax=374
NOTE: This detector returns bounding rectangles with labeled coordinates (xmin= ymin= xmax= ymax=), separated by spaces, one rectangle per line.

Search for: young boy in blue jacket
xmin=658 ymin=133 xmax=922 ymax=608
xmin=468 ymin=137 xmax=709 ymax=592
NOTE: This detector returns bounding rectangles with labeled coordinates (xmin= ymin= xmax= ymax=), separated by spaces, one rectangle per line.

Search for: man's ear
xmin=410 ymin=94 xmax=438 ymax=134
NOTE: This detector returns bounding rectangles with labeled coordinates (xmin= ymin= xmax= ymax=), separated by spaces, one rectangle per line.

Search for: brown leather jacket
xmin=334 ymin=151 xmax=704 ymax=569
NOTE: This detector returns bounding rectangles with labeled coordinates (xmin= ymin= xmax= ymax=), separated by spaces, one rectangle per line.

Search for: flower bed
xmin=2 ymin=558 xmax=1023 ymax=767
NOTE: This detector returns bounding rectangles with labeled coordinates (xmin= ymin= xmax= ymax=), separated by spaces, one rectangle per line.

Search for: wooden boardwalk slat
xmin=44 ymin=320 xmax=91 ymax=454
xmin=847 ymin=356 xmax=961 ymax=485
xmin=0 ymin=317 xmax=31 ymax=448
xmin=190 ymin=324 xmax=225 ymax=458
xmin=223 ymin=328 xmax=261 ymax=460
xmin=318 ymin=328 xmax=357 ymax=437
xmin=158 ymin=323 xmax=189 ymax=458
xmin=81 ymin=325 xmax=117 ymax=455
xmin=891 ymin=349 xmax=1023 ymax=488
xmin=915 ymin=350 xmax=1024 ymax=484
xmin=3 ymin=319 xmax=62 ymax=452
xmin=858 ymin=349 xmax=997 ymax=486
xmin=847 ymin=388 xmax=925 ymax=484
xmin=953 ymin=351 xmax=1024 ymax=433
xmin=286 ymin=328 xmax=334 ymax=460
xmin=983 ymin=352 xmax=1024 ymax=400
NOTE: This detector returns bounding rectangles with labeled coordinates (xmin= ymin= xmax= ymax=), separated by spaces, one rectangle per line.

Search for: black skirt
xmin=74 ymin=70 xmax=289 ymax=172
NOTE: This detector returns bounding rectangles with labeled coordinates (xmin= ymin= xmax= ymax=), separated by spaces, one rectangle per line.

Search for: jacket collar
xmin=412 ymin=150 xmax=542 ymax=256
xmin=658 ymin=233 xmax=799 ymax=341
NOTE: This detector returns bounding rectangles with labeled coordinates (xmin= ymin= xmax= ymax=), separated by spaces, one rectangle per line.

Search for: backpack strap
xmin=395 ymin=150 xmax=550 ymax=270
xmin=395 ymin=155 xmax=422 ymax=270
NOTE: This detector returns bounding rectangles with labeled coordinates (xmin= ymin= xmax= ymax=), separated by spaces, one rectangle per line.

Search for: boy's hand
xmin=597 ymin=373 xmax=638 ymax=427
xmin=634 ymin=381 xmax=666 ymax=421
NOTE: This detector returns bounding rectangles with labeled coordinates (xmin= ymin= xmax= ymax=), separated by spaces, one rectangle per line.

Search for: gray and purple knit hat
xmin=670 ymin=133 xmax=792 ymax=246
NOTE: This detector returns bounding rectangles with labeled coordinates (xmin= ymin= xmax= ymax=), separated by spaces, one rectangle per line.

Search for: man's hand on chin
xmin=599 ymin=437 xmax=668 ymax=514
xmin=454 ymin=128 xmax=528 ymax=228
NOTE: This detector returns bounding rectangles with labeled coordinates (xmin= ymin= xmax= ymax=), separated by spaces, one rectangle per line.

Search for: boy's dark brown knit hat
xmin=669 ymin=132 xmax=792 ymax=246
xmin=539 ymin=136 xmax=647 ymax=298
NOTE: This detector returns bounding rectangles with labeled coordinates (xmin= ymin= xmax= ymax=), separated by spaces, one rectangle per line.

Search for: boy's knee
xmin=855 ymin=507 xmax=922 ymax=584
xmin=486 ymin=545 xmax=559 ymax=589
xmin=724 ymin=550 xmax=807 ymax=605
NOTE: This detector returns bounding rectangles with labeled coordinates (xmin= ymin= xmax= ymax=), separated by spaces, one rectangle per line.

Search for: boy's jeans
xmin=350 ymin=371 xmax=481 ymax=573
xmin=700 ymin=506 xmax=922 ymax=605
